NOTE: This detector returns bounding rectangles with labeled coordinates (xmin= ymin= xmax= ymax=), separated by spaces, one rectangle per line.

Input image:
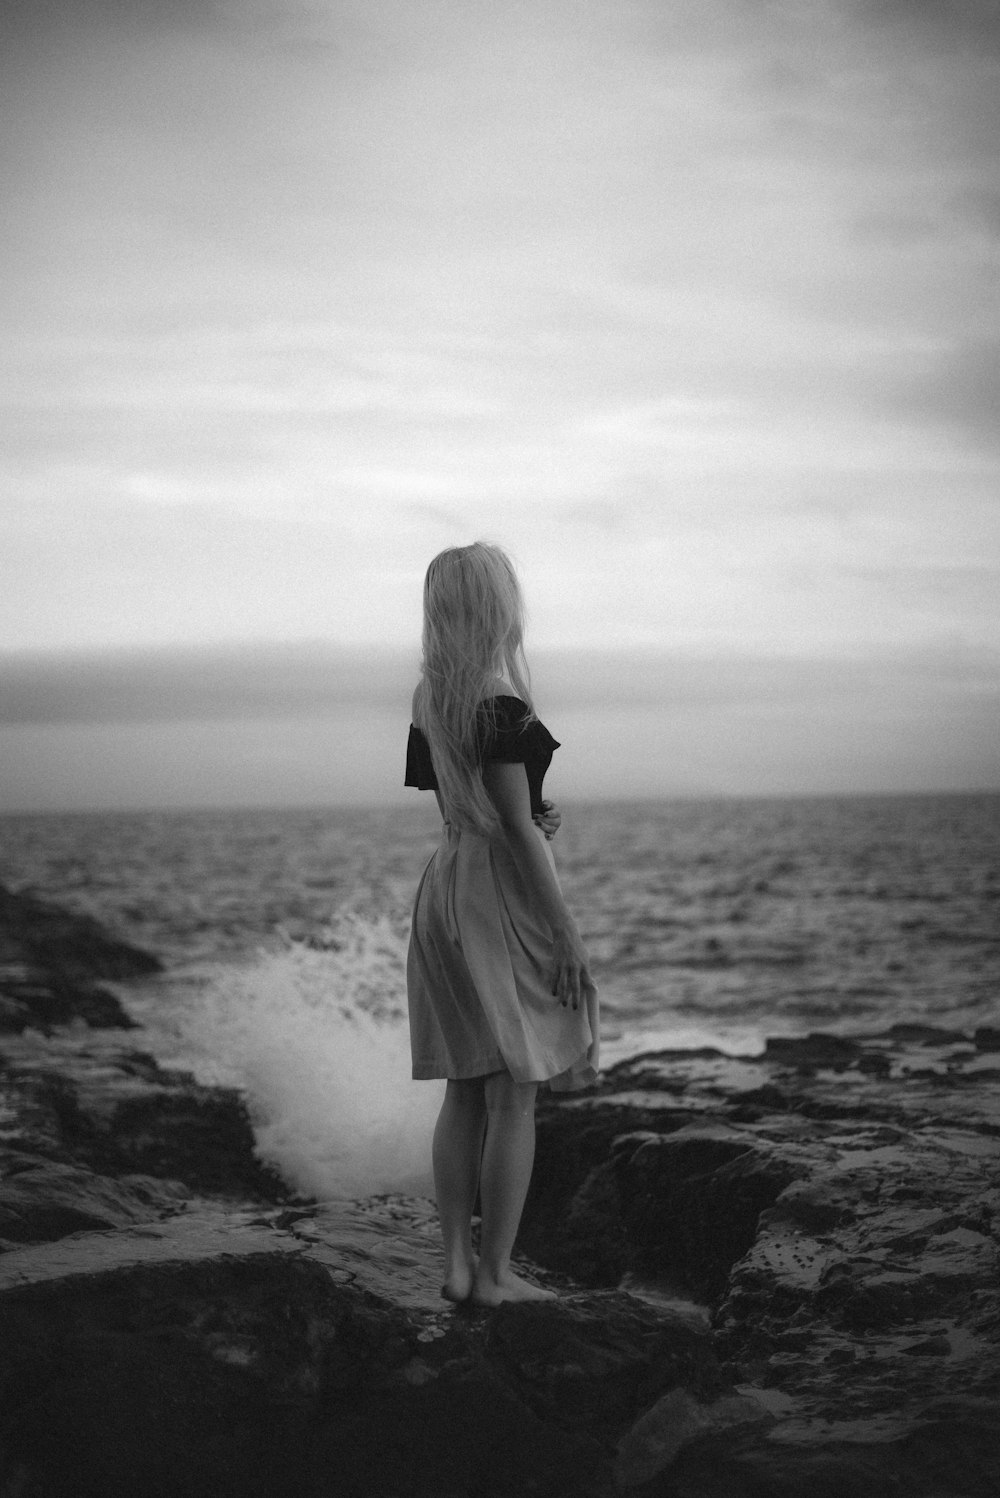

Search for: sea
xmin=1 ymin=794 xmax=997 ymax=1200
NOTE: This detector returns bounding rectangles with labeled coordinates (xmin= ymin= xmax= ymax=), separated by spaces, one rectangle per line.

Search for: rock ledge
xmin=2 ymin=884 xmax=998 ymax=1496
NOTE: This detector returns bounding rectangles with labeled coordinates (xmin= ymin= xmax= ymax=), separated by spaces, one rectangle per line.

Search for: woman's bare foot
xmin=441 ymin=1255 xmax=477 ymax=1303
xmin=470 ymin=1266 xmax=557 ymax=1306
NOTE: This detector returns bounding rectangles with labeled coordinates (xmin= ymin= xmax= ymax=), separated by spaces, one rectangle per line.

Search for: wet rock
xmin=0 ymin=882 xmax=158 ymax=1033
xmin=523 ymin=1031 xmax=1000 ymax=1496
xmin=0 ymin=887 xmax=728 ymax=1495
xmin=0 ymin=1205 xmax=723 ymax=1498
xmin=0 ymin=884 xmax=161 ymax=984
xmin=856 ymin=1051 xmax=892 ymax=1076
xmin=0 ymin=973 xmax=131 ymax=1032
xmin=663 ymin=1414 xmax=1000 ymax=1498
xmin=0 ymin=1031 xmax=289 ymax=1209
xmin=878 ymin=1023 xmax=977 ymax=1047
xmin=486 ymin=1293 xmax=720 ymax=1447
xmin=2 ymin=884 xmax=999 ymax=1496
xmin=524 ymin=1115 xmax=802 ymax=1300
xmin=518 ymin=1101 xmax=693 ymax=1285
xmin=764 ymin=1033 xmax=863 ymax=1070
xmin=0 ymin=1158 xmax=190 ymax=1244
xmin=727 ymin=1081 xmax=789 ymax=1111
xmin=615 ymin=1386 xmax=773 ymax=1489
xmin=612 ymin=1129 xmax=803 ymax=1300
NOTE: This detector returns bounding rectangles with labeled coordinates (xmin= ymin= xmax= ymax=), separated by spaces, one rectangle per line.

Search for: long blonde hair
xmin=414 ymin=542 xmax=535 ymax=835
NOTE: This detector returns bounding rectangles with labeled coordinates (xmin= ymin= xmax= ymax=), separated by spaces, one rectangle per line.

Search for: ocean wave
xmin=175 ymin=907 xmax=441 ymax=1200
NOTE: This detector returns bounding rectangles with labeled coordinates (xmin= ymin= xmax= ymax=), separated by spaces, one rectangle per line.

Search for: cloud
xmin=3 ymin=638 xmax=998 ymax=728
xmin=852 ymin=0 xmax=1000 ymax=52
xmin=877 ymin=338 xmax=1000 ymax=449
xmin=1 ymin=0 xmax=998 ymax=675
xmin=0 ymin=642 xmax=417 ymax=725
xmin=952 ymin=186 xmax=1000 ymax=231
xmin=533 ymin=642 xmax=1000 ymax=711
xmin=850 ymin=210 xmax=945 ymax=247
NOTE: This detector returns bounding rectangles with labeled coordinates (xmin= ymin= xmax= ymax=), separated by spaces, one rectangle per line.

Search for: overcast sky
xmin=2 ymin=0 xmax=998 ymax=809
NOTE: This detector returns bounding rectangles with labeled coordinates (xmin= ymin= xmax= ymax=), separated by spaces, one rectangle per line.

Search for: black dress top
xmin=405 ymin=695 xmax=560 ymax=817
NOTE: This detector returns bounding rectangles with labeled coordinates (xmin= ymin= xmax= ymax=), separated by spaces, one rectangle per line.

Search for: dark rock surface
xmin=0 ymin=1203 xmax=729 ymax=1498
xmin=1 ymin=881 xmax=998 ymax=1496
xmin=0 ymin=882 xmax=159 ymax=1032
xmin=522 ymin=1028 xmax=1000 ymax=1494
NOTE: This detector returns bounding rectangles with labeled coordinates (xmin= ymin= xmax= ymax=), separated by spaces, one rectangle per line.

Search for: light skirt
xmin=406 ymin=821 xmax=600 ymax=1091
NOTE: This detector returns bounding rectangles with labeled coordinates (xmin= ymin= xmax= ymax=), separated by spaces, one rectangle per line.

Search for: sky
xmin=2 ymin=0 xmax=999 ymax=809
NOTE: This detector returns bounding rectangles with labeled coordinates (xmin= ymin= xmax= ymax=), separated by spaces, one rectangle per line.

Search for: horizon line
xmin=3 ymin=786 xmax=999 ymax=819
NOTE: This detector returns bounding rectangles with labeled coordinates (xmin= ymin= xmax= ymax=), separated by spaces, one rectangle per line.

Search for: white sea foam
xmin=177 ymin=906 xmax=442 ymax=1199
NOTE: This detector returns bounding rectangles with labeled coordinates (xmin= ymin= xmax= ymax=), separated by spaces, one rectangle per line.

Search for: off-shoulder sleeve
xmin=405 ymin=724 xmax=438 ymax=790
xmin=482 ymin=697 xmax=541 ymax=763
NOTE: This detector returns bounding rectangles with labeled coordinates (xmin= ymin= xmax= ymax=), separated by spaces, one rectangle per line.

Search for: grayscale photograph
xmin=1 ymin=1 xmax=998 ymax=1494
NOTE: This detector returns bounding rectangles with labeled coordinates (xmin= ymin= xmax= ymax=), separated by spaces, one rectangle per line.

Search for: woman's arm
xmin=482 ymin=761 xmax=593 ymax=1010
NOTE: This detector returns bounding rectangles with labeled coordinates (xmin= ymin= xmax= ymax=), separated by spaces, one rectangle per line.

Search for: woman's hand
xmin=533 ymin=799 xmax=562 ymax=841
xmin=549 ymin=922 xmax=594 ymax=1011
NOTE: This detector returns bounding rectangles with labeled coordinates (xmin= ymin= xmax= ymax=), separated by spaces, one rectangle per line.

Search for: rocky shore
xmin=1 ymin=881 xmax=998 ymax=1497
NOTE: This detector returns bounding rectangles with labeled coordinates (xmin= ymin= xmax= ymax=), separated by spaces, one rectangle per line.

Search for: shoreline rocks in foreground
xmin=525 ymin=1029 xmax=1000 ymax=1492
xmin=0 ymin=882 xmax=160 ymax=1034
xmin=1 ymin=881 xmax=998 ymax=1497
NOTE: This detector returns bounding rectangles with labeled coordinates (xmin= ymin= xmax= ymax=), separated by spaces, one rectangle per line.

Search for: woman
xmin=405 ymin=542 xmax=599 ymax=1306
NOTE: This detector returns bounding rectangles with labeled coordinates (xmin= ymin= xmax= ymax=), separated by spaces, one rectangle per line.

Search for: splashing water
xmin=176 ymin=902 xmax=443 ymax=1200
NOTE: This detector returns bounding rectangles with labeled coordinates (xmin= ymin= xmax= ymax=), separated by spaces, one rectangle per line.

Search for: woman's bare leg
xmin=432 ymin=1077 xmax=487 ymax=1301
xmin=472 ymin=1072 xmax=555 ymax=1305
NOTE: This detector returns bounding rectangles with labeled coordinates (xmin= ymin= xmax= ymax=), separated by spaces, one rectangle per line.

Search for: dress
xmin=405 ymin=696 xmax=599 ymax=1092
